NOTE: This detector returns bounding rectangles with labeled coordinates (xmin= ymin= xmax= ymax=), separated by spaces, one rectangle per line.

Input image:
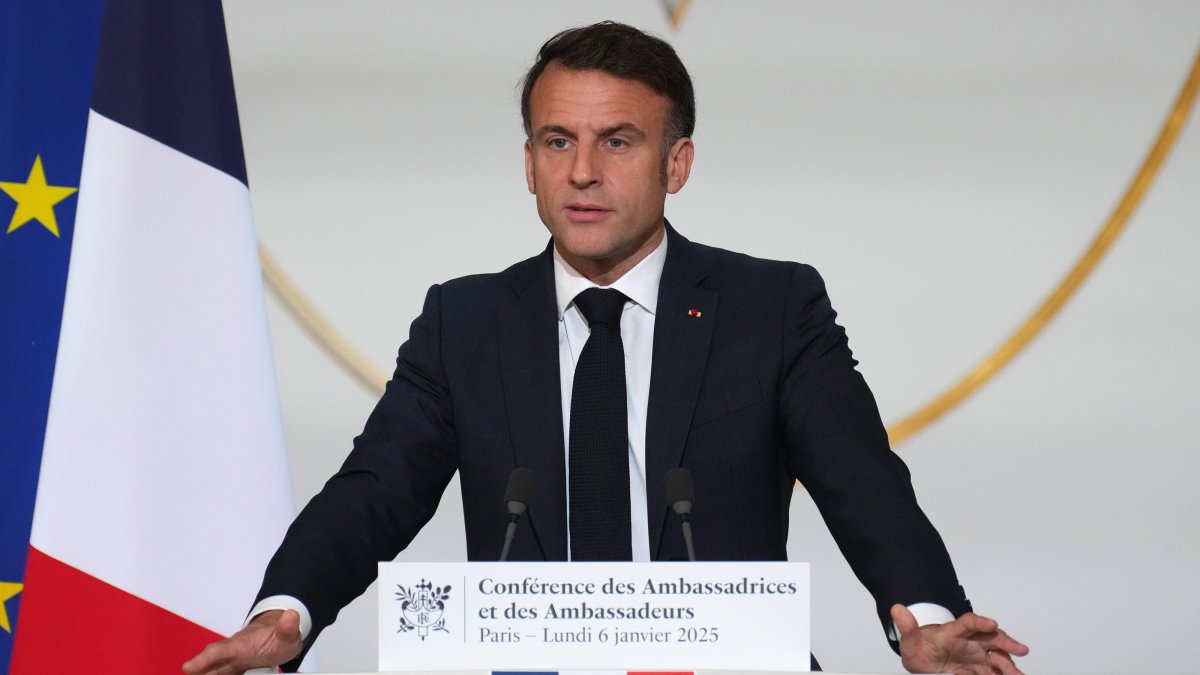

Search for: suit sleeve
xmin=777 ymin=264 xmax=971 ymax=652
xmin=254 ymin=284 xmax=460 ymax=669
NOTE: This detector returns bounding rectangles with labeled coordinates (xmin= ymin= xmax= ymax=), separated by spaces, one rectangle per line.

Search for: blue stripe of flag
xmin=0 ymin=0 xmax=104 ymax=669
xmin=91 ymin=0 xmax=248 ymax=185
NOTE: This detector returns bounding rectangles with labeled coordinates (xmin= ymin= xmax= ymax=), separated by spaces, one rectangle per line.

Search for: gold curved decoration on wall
xmin=667 ymin=0 xmax=692 ymax=29
xmin=260 ymin=48 xmax=1199 ymax=445
xmin=260 ymin=246 xmax=389 ymax=396
xmin=886 ymin=47 xmax=1199 ymax=447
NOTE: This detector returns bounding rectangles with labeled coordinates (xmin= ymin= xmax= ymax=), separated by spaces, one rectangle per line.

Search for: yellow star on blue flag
xmin=0 ymin=582 xmax=22 ymax=633
xmin=0 ymin=155 xmax=78 ymax=237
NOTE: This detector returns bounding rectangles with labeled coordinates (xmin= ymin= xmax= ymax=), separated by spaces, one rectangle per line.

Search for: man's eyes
xmin=544 ymin=137 xmax=628 ymax=150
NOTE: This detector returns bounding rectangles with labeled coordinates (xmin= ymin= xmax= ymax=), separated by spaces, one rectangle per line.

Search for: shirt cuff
xmin=907 ymin=602 xmax=956 ymax=626
xmin=246 ymin=594 xmax=313 ymax=640
xmin=887 ymin=602 xmax=956 ymax=641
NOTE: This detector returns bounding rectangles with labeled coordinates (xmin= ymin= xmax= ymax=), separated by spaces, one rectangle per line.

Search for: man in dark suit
xmin=185 ymin=21 xmax=1027 ymax=675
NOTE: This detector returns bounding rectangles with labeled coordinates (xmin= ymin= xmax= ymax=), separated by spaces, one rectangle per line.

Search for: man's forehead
xmin=528 ymin=64 xmax=669 ymax=130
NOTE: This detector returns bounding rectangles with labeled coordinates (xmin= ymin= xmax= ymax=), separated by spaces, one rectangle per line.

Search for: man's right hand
xmin=181 ymin=609 xmax=303 ymax=675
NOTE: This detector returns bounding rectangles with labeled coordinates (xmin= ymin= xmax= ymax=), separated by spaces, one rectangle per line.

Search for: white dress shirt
xmin=552 ymin=235 xmax=667 ymax=561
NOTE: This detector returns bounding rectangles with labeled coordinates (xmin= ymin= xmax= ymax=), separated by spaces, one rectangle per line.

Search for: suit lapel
xmin=498 ymin=246 xmax=568 ymax=560
xmin=646 ymin=225 xmax=717 ymax=558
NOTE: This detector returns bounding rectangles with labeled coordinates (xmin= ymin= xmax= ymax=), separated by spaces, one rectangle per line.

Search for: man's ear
xmin=524 ymin=139 xmax=536 ymax=194
xmin=665 ymin=136 xmax=694 ymax=194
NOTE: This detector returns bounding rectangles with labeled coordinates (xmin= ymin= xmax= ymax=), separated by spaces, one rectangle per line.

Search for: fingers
xmin=890 ymin=603 xmax=920 ymax=641
xmin=273 ymin=609 xmax=302 ymax=642
xmin=985 ymin=648 xmax=1024 ymax=675
xmin=895 ymin=608 xmax=1029 ymax=675
xmin=181 ymin=638 xmax=239 ymax=674
xmin=947 ymin=612 xmax=1000 ymax=638
xmin=946 ymin=612 xmax=1030 ymax=655
xmin=982 ymin=628 xmax=1029 ymax=658
xmin=955 ymin=614 xmax=1028 ymax=658
xmin=182 ymin=609 xmax=302 ymax=675
xmin=891 ymin=604 xmax=938 ymax=674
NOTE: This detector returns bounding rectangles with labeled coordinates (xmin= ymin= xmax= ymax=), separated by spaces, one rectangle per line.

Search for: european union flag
xmin=0 ymin=0 xmax=103 ymax=669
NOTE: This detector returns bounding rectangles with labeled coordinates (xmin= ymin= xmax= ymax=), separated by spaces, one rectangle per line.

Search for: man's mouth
xmin=565 ymin=204 xmax=611 ymax=222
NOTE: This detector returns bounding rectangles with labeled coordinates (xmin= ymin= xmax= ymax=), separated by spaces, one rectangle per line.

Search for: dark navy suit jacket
xmin=256 ymin=224 xmax=971 ymax=665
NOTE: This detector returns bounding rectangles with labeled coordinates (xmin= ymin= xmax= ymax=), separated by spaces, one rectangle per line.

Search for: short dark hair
xmin=520 ymin=21 xmax=696 ymax=154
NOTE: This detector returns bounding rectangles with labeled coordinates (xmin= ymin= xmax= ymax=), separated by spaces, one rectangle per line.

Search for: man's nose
xmin=569 ymin=144 xmax=600 ymax=188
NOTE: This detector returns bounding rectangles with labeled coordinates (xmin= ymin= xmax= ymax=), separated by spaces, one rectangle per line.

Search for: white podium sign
xmin=378 ymin=561 xmax=809 ymax=672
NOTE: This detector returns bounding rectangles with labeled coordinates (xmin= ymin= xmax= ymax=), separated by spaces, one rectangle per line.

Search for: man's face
xmin=524 ymin=63 xmax=693 ymax=283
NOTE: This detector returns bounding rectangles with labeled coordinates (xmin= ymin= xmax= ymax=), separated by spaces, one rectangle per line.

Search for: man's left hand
xmin=891 ymin=604 xmax=1029 ymax=674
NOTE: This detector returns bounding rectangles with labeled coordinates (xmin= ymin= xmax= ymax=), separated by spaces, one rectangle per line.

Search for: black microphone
xmin=499 ymin=467 xmax=537 ymax=561
xmin=664 ymin=467 xmax=696 ymax=562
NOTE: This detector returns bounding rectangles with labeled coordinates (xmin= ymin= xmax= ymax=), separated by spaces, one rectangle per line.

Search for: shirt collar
xmin=552 ymin=233 xmax=667 ymax=320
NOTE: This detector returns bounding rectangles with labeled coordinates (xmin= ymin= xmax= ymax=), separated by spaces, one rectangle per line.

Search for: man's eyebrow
xmin=534 ymin=123 xmax=647 ymax=139
xmin=599 ymin=123 xmax=645 ymax=139
xmin=535 ymin=125 xmax=576 ymax=139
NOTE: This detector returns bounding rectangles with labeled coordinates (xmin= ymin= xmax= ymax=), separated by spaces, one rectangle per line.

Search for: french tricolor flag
xmin=10 ymin=0 xmax=297 ymax=672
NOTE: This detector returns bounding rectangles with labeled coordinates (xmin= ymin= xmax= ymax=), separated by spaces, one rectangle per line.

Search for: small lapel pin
xmin=687 ymin=309 xmax=703 ymax=318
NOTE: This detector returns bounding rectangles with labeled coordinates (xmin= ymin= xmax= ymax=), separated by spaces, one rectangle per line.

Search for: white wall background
xmin=223 ymin=2 xmax=1200 ymax=673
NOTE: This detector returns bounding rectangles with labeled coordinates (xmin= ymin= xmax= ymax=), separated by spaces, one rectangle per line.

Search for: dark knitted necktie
xmin=569 ymin=287 xmax=632 ymax=561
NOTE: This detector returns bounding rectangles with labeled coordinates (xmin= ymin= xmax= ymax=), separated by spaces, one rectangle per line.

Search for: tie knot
xmin=573 ymin=287 xmax=628 ymax=328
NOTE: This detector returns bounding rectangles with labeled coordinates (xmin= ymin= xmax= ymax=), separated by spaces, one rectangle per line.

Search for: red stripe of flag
xmin=11 ymin=547 xmax=224 ymax=673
